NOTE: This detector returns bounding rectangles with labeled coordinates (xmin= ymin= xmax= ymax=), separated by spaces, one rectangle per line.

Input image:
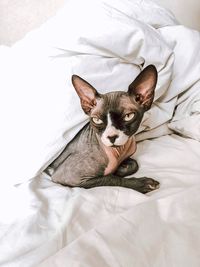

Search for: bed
xmin=0 ymin=0 xmax=200 ymax=266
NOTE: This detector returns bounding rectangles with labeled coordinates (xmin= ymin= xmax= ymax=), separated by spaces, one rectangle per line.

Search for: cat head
xmin=72 ymin=65 xmax=157 ymax=147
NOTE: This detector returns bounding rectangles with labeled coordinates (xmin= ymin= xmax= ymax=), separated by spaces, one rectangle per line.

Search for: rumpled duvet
xmin=0 ymin=0 xmax=200 ymax=266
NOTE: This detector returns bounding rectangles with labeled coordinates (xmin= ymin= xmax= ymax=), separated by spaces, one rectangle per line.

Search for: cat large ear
xmin=128 ymin=65 xmax=157 ymax=111
xmin=72 ymin=75 xmax=99 ymax=114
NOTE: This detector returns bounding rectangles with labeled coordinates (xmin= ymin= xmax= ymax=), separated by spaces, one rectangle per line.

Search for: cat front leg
xmin=79 ymin=174 xmax=159 ymax=194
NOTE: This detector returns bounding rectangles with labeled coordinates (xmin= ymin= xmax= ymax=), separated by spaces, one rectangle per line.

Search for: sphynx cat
xmin=45 ymin=65 xmax=159 ymax=193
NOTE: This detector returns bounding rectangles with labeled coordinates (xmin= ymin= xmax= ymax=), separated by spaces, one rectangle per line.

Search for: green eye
xmin=92 ymin=117 xmax=103 ymax=125
xmin=124 ymin=113 xmax=135 ymax=122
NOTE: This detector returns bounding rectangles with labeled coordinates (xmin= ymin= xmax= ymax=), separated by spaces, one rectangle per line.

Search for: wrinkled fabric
xmin=1 ymin=0 xmax=199 ymax=186
xmin=0 ymin=0 xmax=200 ymax=266
xmin=0 ymin=0 xmax=176 ymax=185
xmin=1 ymin=135 xmax=200 ymax=267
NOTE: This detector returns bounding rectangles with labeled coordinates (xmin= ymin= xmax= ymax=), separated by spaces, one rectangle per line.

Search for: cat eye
xmin=92 ymin=117 xmax=103 ymax=125
xmin=124 ymin=112 xmax=135 ymax=122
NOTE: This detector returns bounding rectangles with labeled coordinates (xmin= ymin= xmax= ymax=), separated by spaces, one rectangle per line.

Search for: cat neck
xmin=96 ymin=134 xmax=136 ymax=175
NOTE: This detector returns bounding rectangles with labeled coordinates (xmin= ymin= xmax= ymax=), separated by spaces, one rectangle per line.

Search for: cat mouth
xmin=110 ymin=144 xmax=122 ymax=148
xmin=104 ymin=139 xmax=128 ymax=148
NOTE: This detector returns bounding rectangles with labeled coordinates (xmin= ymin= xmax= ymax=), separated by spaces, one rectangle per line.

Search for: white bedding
xmin=0 ymin=0 xmax=200 ymax=266
xmin=1 ymin=135 xmax=200 ymax=267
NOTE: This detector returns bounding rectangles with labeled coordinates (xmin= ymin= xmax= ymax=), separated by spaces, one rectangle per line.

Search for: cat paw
xmin=138 ymin=177 xmax=160 ymax=193
xmin=126 ymin=177 xmax=160 ymax=193
xmin=115 ymin=158 xmax=139 ymax=177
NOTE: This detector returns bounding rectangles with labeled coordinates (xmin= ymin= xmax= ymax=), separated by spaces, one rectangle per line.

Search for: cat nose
xmin=107 ymin=135 xmax=118 ymax=143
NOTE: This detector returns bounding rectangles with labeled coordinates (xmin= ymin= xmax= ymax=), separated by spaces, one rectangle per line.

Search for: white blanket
xmin=1 ymin=0 xmax=200 ymax=186
xmin=0 ymin=0 xmax=200 ymax=266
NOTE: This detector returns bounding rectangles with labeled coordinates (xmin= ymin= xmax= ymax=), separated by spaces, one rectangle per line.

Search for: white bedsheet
xmin=1 ymin=135 xmax=200 ymax=267
xmin=1 ymin=0 xmax=200 ymax=266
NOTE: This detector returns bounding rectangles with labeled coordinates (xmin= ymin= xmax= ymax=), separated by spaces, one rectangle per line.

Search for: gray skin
xmin=44 ymin=65 xmax=160 ymax=194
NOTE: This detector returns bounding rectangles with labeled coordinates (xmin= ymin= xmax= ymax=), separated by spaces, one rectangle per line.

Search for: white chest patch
xmin=101 ymin=113 xmax=129 ymax=146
